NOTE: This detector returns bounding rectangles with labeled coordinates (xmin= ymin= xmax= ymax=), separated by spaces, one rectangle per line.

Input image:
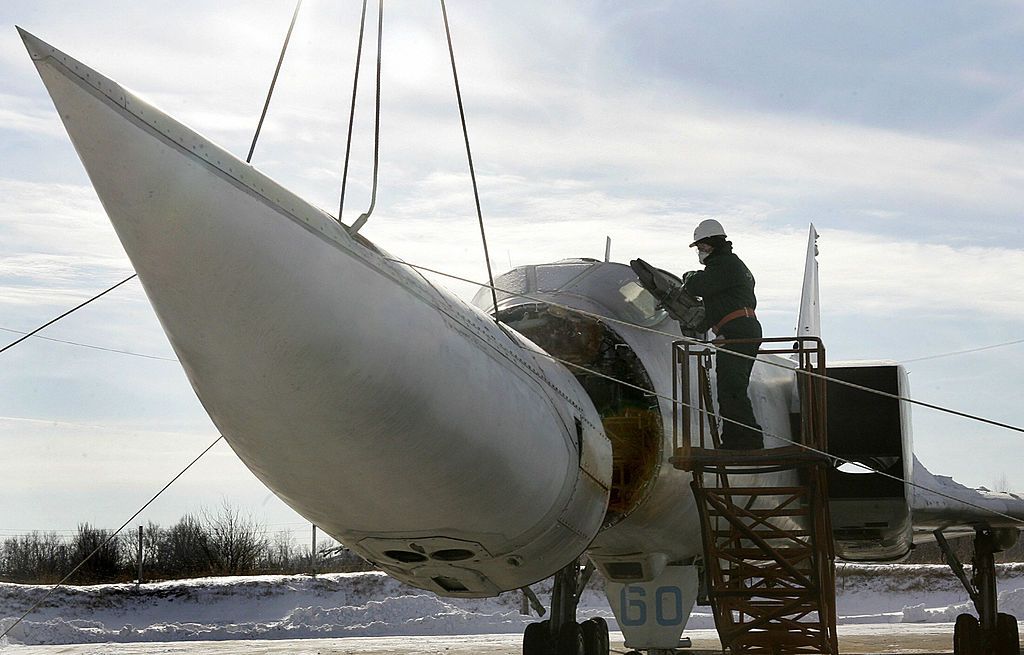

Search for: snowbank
xmin=1 ymin=564 xmax=1022 ymax=646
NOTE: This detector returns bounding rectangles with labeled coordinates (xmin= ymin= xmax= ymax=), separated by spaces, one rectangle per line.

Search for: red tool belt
xmin=712 ymin=307 xmax=756 ymax=335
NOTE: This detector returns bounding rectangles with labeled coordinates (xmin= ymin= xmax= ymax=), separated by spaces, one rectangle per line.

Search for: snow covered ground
xmin=0 ymin=564 xmax=1022 ymax=647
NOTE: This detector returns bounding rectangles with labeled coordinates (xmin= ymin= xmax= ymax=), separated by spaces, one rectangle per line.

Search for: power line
xmin=530 ymin=347 xmax=1024 ymax=527
xmin=6 ymin=255 xmax=1019 ymax=525
xmin=399 ymin=257 xmax=1024 ymax=527
xmin=385 ymin=257 xmax=1024 ymax=437
xmin=899 ymin=338 xmax=1024 ymax=364
xmin=0 ymin=275 xmax=138 ymax=357
xmin=0 ymin=327 xmax=177 ymax=362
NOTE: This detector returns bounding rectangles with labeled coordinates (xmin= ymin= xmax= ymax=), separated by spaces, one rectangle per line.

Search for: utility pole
xmin=136 ymin=525 xmax=144 ymax=590
xmin=311 ymin=524 xmax=318 ymax=578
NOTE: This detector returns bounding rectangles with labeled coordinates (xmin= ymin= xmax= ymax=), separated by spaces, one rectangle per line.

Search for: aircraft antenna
xmin=440 ymin=0 xmax=500 ymax=318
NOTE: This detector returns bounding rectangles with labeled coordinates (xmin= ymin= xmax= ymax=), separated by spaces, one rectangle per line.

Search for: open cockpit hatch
xmin=474 ymin=260 xmax=670 ymax=526
xmin=497 ymin=302 xmax=662 ymax=525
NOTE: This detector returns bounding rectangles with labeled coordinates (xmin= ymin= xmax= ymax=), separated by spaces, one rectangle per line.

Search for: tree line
xmin=0 ymin=503 xmax=371 ymax=585
xmin=4 ymin=503 xmax=1020 ymax=585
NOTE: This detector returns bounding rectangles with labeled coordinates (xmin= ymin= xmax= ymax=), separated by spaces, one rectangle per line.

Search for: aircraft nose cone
xmin=24 ymin=29 xmax=613 ymax=595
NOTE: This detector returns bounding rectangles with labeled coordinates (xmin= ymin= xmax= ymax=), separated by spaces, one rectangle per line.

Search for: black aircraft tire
xmin=557 ymin=622 xmax=584 ymax=655
xmin=581 ymin=619 xmax=607 ymax=655
xmin=523 ymin=621 xmax=551 ymax=655
xmin=591 ymin=617 xmax=610 ymax=654
xmin=953 ymin=613 xmax=981 ymax=655
xmin=996 ymin=613 xmax=1021 ymax=655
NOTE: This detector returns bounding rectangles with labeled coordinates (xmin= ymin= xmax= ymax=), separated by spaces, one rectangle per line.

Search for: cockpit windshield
xmin=472 ymin=260 xmax=668 ymax=327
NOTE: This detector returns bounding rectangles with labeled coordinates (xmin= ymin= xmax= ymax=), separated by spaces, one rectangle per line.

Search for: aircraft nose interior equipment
xmin=475 ymin=261 xmax=666 ymax=525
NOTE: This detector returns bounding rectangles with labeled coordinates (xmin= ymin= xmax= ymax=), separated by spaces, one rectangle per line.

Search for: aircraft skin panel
xmin=22 ymin=29 xmax=614 ymax=596
xmin=910 ymin=455 xmax=1024 ymax=534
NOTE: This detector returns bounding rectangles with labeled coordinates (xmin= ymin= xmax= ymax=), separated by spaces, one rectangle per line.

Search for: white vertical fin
xmin=797 ymin=224 xmax=821 ymax=339
xmin=604 ymin=236 xmax=612 ymax=262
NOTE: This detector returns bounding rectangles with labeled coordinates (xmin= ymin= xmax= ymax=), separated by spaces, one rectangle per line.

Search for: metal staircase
xmin=670 ymin=337 xmax=839 ymax=654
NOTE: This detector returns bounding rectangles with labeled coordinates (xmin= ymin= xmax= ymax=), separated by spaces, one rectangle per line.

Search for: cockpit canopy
xmin=471 ymin=260 xmax=667 ymax=525
xmin=471 ymin=259 xmax=668 ymax=327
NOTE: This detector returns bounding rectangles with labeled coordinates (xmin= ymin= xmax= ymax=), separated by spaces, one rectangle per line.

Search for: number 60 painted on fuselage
xmin=619 ymin=584 xmax=685 ymax=626
xmin=604 ymin=565 xmax=699 ymax=651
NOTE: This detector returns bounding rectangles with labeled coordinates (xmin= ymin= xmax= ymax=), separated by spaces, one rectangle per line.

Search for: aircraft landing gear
xmin=522 ymin=559 xmax=610 ymax=655
xmin=937 ymin=528 xmax=1021 ymax=655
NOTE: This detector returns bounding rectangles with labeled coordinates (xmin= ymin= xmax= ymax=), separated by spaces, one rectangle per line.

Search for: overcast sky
xmin=1 ymin=1 xmax=1023 ymax=543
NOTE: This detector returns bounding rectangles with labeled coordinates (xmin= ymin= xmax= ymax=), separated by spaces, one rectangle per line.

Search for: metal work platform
xmin=671 ymin=337 xmax=839 ymax=654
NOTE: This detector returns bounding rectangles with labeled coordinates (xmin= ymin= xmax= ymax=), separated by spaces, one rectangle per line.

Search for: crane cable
xmin=439 ymin=0 xmax=500 ymax=318
xmin=246 ymin=0 xmax=304 ymax=164
xmin=338 ymin=0 xmax=371 ymax=222
xmin=347 ymin=0 xmax=384 ymax=234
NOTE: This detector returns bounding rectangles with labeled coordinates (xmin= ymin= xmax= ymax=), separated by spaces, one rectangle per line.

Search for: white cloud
xmin=0 ymin=179 xmax=123 ymax=255
xmin=0 ymin=93 xmax=65 ymax=136
xmin=820 ymin=232 xmax=1024 ymax=318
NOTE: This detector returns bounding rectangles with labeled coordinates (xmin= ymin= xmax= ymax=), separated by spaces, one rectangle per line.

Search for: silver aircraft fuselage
xmin=20 ymin=28 xmax=802 ymax=599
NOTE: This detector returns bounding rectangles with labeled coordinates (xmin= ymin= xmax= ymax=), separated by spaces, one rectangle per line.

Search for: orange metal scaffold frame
xmin=670 ymin=337 xmax=839 ymax=654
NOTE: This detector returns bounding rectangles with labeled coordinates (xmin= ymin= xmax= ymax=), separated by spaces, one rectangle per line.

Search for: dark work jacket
xmin=682 ymin=246 xmax=757 ymax=330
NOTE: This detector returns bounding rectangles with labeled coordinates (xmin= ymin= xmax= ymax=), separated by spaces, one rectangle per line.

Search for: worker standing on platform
xmin=683 ymin=219 xmax=764 ymax=450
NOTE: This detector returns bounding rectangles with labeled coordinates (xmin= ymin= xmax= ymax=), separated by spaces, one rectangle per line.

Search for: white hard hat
xmin=690 ymin=219 xmax=726 ymax=247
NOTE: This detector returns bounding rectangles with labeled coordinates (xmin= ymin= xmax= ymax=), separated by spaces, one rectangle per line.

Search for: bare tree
xmin=1 ymin=532 xmax=70 ymax=583
xmin=202 ymin=500 xmax=267 ymax=575
xmin=154 ymin=515 xmax=211 ymax=577
xmin=69 ymin=524 xmax=124 ymax=583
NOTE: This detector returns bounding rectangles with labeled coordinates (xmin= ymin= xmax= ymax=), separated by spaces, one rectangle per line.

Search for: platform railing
xmin=671 ymin=336 xmax=828 ymax=464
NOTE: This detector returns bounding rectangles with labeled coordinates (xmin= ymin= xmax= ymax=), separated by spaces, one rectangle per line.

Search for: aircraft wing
xmin=910 ymin=455 xmax=1024 ymax=538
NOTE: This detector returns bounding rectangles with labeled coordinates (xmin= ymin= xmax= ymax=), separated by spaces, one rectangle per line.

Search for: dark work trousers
xmin=715 ymin=316 xmax=763 ymax=449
